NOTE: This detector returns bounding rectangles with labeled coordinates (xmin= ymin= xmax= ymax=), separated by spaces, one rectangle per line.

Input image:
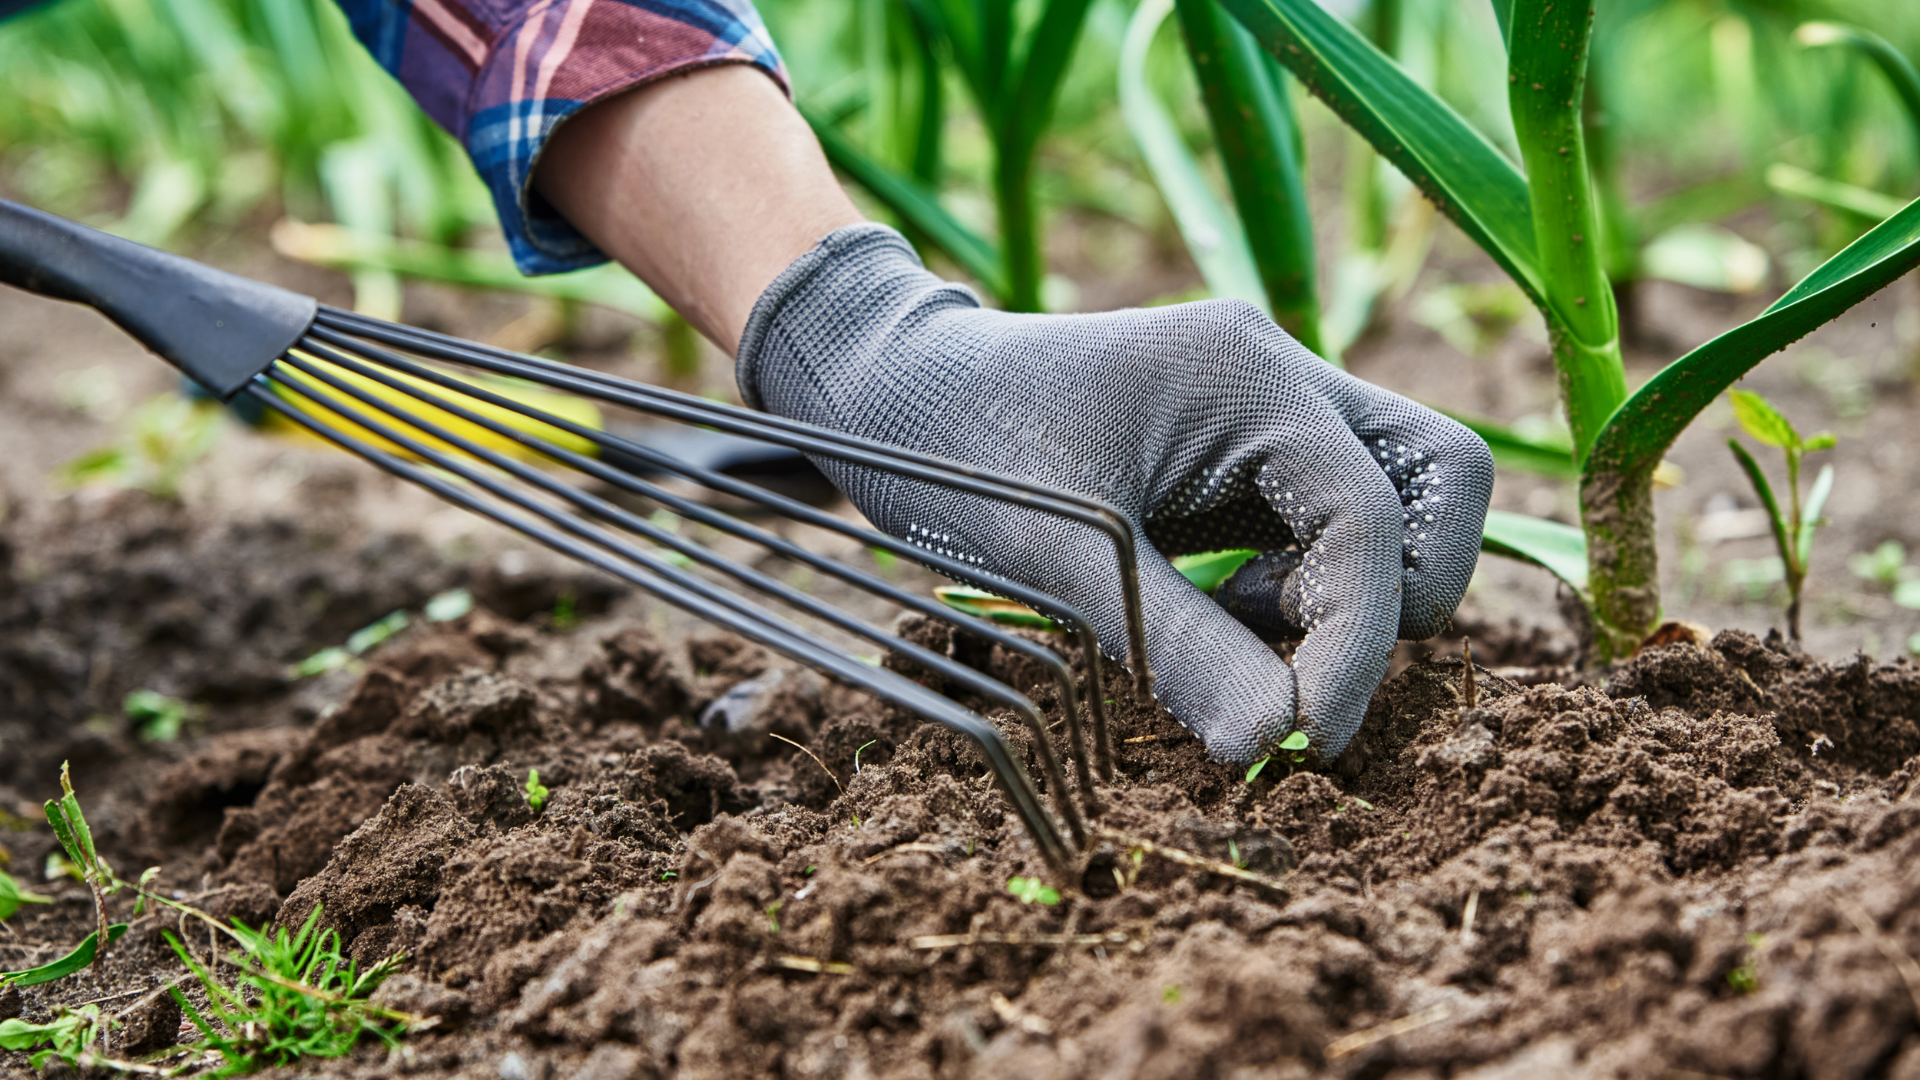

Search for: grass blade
xmin=1 ymin=925 xmax=128 ymax=987
xmin=1481 ymin=510 xmax=1588 ymax=591
xmin=1795 ymin=22 xmax=1920 ymax=147
xmin=802 ymin=105 xmax=1008 ymax=298
xmin=1119 ymin=0 xmax=1267 ymax=310
xmin=1215 ymin=0 xmax=1544 ymax=303
xmin=1587 ymin=197 xmax=1920 ymax=481
xmin=1176 ymin=0 xmax=1324 ymax=352
xmin=1766 ymin=164 xmax=1909 ymax=223
xmin=1004 ymin=0 xmax=1096 ymax=160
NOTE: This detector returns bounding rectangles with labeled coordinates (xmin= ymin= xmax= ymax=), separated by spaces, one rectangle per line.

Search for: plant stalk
xmin=1510 ymin=0 xmax=1649 ymax=657
xmin=995 ymin=145 xmax=1043 ymax=312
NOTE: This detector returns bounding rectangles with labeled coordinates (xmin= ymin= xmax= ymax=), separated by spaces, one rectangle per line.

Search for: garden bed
xmin=4 ymin=490 xmax=1920 ymax=1078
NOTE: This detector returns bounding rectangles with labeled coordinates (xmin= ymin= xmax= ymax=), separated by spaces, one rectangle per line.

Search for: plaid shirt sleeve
xmin=333 ymin=0 xmax=788 ymax=276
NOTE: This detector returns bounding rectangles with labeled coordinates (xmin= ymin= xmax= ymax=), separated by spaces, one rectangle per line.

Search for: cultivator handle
xmin=0 ymin=198 xmax=315 ymax=399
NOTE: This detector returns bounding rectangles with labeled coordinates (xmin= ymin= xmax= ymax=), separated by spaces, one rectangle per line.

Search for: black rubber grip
xmin=0 ymin=199 xmax=316 ymax=399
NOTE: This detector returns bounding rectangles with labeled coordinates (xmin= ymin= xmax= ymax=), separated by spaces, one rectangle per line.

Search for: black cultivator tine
xmin=246 ymin=372 xmax=1079 ymax=876
xmin=272 ymin=345 xmax=1091 ymax=843
xmin=303 ymin=321 xmax=1118 ymax=787
xmin=315 ymin=308 xmax=1152 ymax=707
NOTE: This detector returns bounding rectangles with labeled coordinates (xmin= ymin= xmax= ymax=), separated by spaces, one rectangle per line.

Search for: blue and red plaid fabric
xmin=334 ymin=0 xmax=788 ymax=275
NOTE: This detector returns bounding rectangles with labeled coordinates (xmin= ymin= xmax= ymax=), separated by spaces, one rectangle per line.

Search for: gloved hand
xmin=737 ymin=224 xmax=1493 ymax=764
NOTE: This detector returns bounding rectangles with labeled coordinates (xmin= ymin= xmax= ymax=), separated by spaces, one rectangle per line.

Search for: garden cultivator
xmin=0 ymin=198 xmax=1149 ymax=877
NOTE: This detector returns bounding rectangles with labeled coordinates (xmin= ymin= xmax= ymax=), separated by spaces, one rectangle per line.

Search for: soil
xmin=6 ymin=480 xmax=1920 ymax=1078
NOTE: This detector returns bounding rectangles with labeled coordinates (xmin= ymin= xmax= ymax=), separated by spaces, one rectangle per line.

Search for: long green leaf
xmin=0 ymin=871 xmax=52 ymax=920
xmin=1442 ymin=410 xmax=1576 ymax=478
xmin=1216 ymin=0 xmax=1544 ymax=302
xmin=1119 ymin=0 xmax=1268 ymax=310
xmin=0 ymin=925 xmax=128 ymax=988
xmin=1177 ymin=0 xmax=1323 ymax=351
xmin=1004 ymin=0 xmax=1096 ymax=160
xmin=1587 ymin=197 xmax=1920 ymax=479
xmin=1766 ymin=164 xmax=1908 ymax=222
xmin=1481 ymin=509 xmax=1588 ymax=591
xmin=801 ymin=105 xmax=1008 ymax=297
xmin=1795 ymin=22 xmax=1920 ymax=147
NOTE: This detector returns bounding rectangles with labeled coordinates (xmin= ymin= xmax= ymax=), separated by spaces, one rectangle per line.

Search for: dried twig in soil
xmin=1461 ymin=638 xmax=1478 ymax=709
xmin=911 ymin=931 xmax=1133 ymax=949
xmin=1094 ymin=829 xmax=1290 ymax=896
xmin=772 ymin=954 xmax=852 ymax=975
xmin=863 ymin=843 xmax=947 ymax=865
xmin=769 ymin=733 xmax=846 ymax=800
xmin=1325 ymin=1003 xmax=1452 ymax=1060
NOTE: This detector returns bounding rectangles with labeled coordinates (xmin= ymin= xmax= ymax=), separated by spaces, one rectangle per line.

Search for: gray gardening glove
xmin=737 ymin=224 xmax=1493 ymax=764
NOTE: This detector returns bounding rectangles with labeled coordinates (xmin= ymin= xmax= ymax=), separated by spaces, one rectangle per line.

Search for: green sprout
xmin=551 ymin=591 xmax=580 ymax=630
xmin=1161 ymin=985 xmax=1182 ymax=1004
xmin=1727 ymin=932 xmax=1765 ymax=995
xmin=123 ymin=689 xmax=191 ymax=743
xmin=423 ymin=587 xmax=475 ymax=622
xmin=54 ymin=393 xmax=225 ymax=501
xmin=1726 ymin=390 xmax=1836 ymax=644
xmin=1850 ymin=541 xmax=1920 ymax=610
xmin=1245 ymin=730 xmax=1311 ymax=782
xmin=290 ymin=609 xmax=412 ymax=680
xmin=1006 ymin=876 xmax=1061 ymax=906
xmin=524 ymin=769 xmax=549 ymax=813
xmin=854 ymin=740 xmax=879 ymax=774
xmin=764 ymin=901 xmax=783 ymax=934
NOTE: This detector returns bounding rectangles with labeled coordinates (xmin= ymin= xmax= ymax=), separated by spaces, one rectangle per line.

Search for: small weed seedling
xmin=0 ymin=1005 xmax=108 ymax=1070
xmin=1850 ymin=540 xmax=1920 ymax=610
xmin=1727 ymin=932 xmax=1765 ymax=995
xmin=1245 ymin=731 xmax=1312 ymax=782
xmin=1007 ymin=877 xmax=1061 ymax=906
xmin=124 ymin=688 xmax=192 ymax=742
xmin=168 ymin=904 xmax=409 ymax=1074
xmin=764 ymin=901 xmax=783 ymax=934
xmin=524 ymin=769 xmax=549 ymax=813
xmin=854 ymin=740 xmax=878 ymax=773
xmin=55 ymin=393 xmax=225 ymax=501
xmin=551 ymin=591 xmax=580 ymax=630
xmin=1726 ymin=390 xmax=1836 ymax=643
xmin=290 ymin=609 xmax=412 ymax=679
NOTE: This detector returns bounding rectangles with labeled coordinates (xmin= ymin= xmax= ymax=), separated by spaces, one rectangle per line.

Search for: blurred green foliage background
xmin=0 ymin=0 xmax=1914 ymax=305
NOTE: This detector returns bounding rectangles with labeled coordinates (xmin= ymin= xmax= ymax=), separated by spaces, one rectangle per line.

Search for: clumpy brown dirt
xmin=11 ymin=541 xmax=1920 ymax=1080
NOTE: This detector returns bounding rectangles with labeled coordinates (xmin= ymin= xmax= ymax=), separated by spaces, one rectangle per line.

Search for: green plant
xmin=1006 ymin=875 xmax=1061 ymax=905
xmin=552 ymin=591 xmax=580 ymax=631
xmin=802 ymin=0 xmax=1099 ymax=310
xmin=124 ymin=688 xmax=192 ymax=742
xmin=1725 ymin=390 xmax=1836 ymax=643
xmin=1244 ymin=729 xmax=1309 ymax=782
xmin=524 ymin=769 xmax=549 ymax=813
xmin=1850 ymin=540 xmax=1910 ymax=587
xmin=290 ymin=609 xmax=411 ymax=679
xmin=0 ymin=871 xmax=50 ymax=921
xmin=854 ymin=739 xmax=879 ymax=773
xmin=55 ymin=393 xmax=226 ymax=501
xmin=1211 ymin=0 xmax=1920 ymax=659
xmin=168 ymin=904 xmax=409 ymax=1075
xmin=1727 ymin=932 xmax=1765 ymax=995
xmin=764 ymin=900 xmax=784 ymax=934
xmin=0 ymin=1005 xmax=109 ymax=1070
